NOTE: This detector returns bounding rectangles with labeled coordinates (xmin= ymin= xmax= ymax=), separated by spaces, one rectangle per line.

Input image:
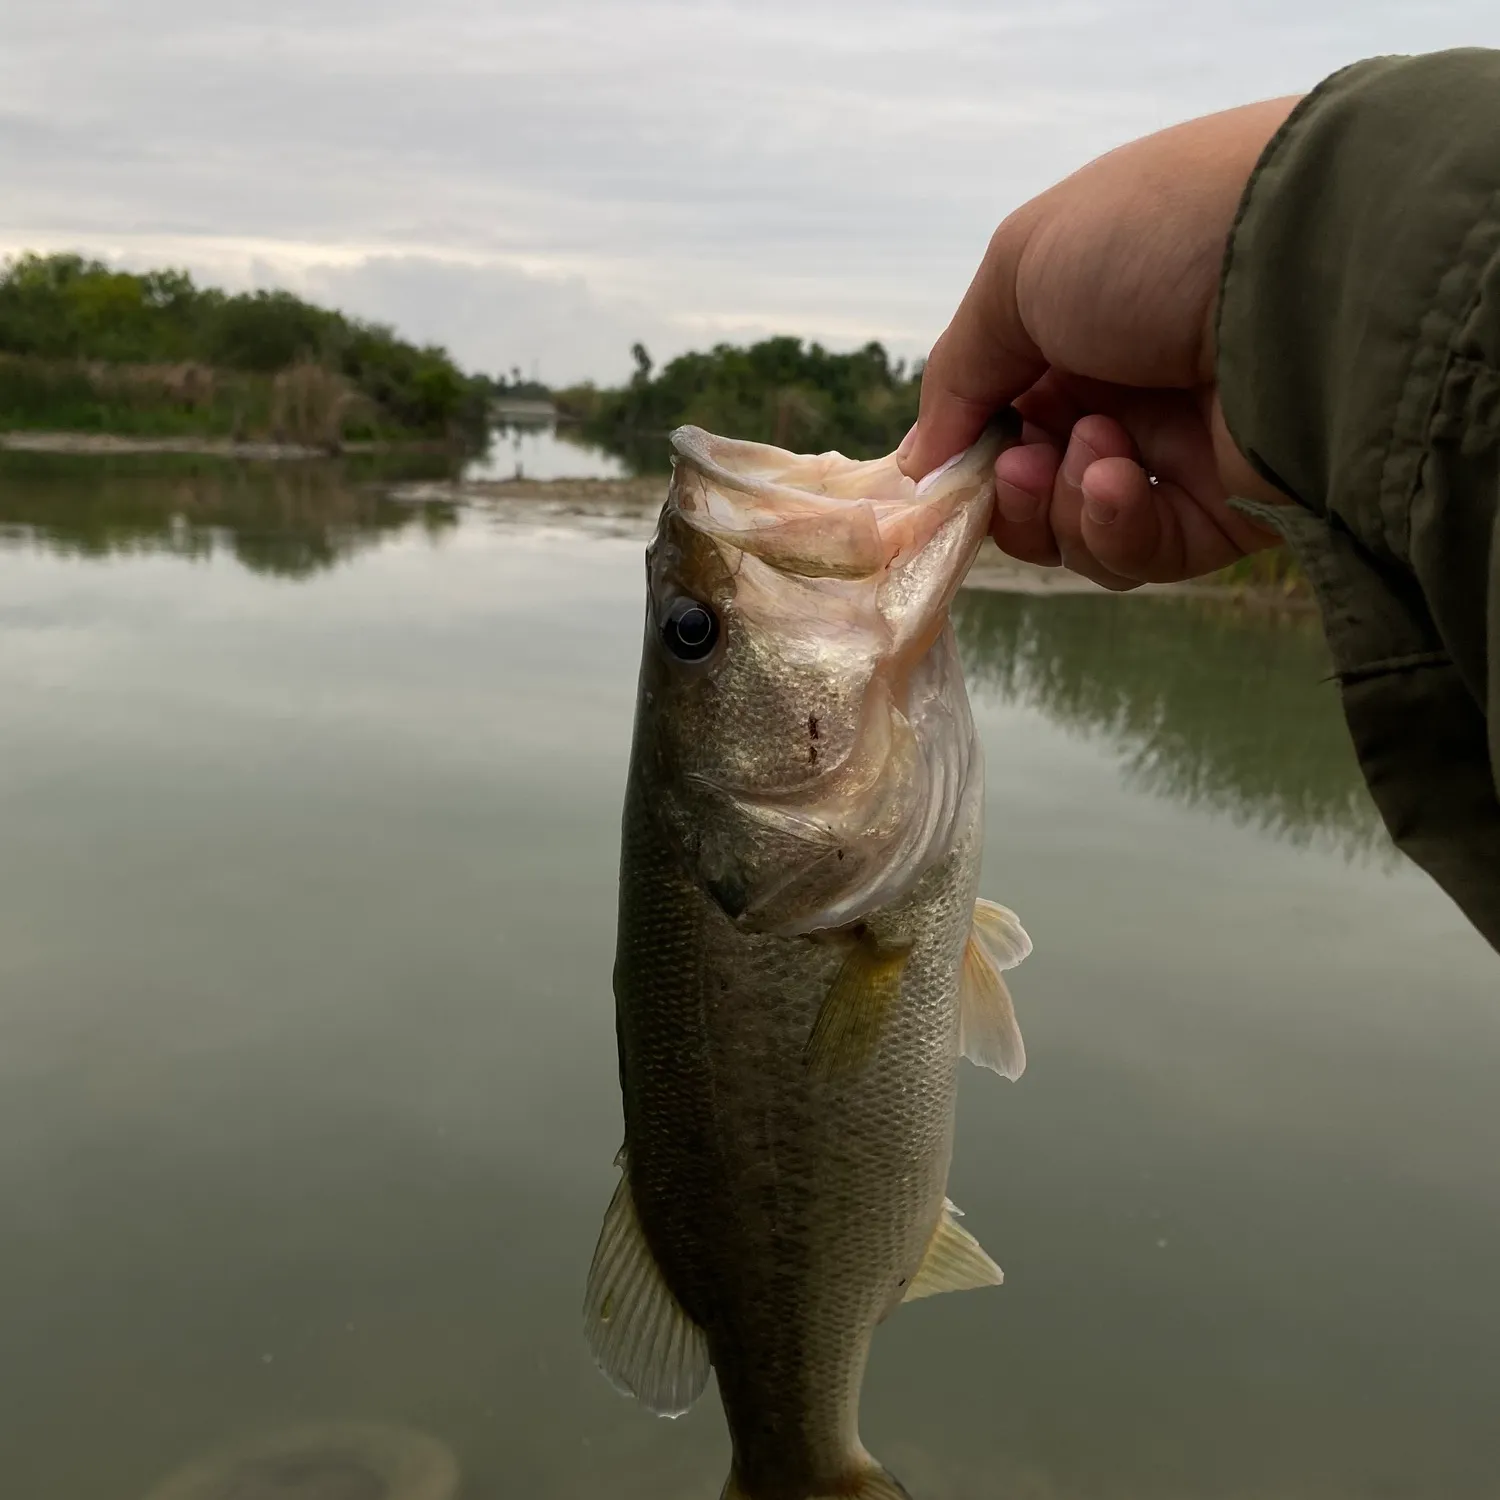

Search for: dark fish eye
xmin=662 ymin=596 xmax=719 ymax=662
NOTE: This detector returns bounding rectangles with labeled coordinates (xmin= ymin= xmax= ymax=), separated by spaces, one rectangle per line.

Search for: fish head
xmin=632 ymin=416 xmax=1015 ymax=936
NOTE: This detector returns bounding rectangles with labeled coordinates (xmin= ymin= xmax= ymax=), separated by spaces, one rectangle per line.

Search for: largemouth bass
xmin=584 ymin=419 xmax=1032 ymax=1500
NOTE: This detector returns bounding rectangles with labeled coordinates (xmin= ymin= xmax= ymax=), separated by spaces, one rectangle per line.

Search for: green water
xmin=0 ymin=457 xmax=1495 ymax=1500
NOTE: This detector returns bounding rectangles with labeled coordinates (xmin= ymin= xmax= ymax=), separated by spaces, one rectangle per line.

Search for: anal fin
xmin=582 ymin=1147 xmax=710 ymax=1417
xmin=959 ymin=897 xmax=1030 ymax=1081
xmin=903 ymin=1198 xmax=1003 ymax=1302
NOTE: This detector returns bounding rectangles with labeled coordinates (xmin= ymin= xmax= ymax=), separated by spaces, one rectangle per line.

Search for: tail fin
xmin=721 ymin=1461 xmax=913 ymax=1499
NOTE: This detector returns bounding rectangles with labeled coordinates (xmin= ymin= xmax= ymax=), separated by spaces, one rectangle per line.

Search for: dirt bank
xmin=0 ymin=431 xmax=447 ymax=461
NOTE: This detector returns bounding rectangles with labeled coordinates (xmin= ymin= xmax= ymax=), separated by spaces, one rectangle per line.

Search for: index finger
xmin=899 ymin=216 xmax=1048 ymax=480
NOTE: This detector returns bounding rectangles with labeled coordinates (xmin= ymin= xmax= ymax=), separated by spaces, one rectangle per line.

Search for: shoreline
xmin=428 ymin=474 xmax=1315 ymax=613
xmin=0 ymin=431 xmax=450 ymax=461
xmin=2 ymin=445 xmax=1313 ymax=612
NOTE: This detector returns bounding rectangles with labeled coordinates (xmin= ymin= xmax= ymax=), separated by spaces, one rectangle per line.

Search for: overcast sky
xmin=3 ymin=1 xmax=1498 ymax=384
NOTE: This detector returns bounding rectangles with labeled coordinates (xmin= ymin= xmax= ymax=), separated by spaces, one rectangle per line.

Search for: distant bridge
xmin=489 ymin=398 xmax=556 ymax=423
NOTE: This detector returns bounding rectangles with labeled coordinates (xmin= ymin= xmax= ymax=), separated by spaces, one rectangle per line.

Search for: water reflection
xmin=0 ymin=451 xmax=1387 ymax=855
xmin=0 ymin=451 xmax=458 ymax=579
xmin=1 ymin=485 xmax=1494 ymax=1499
xmin=953 ymin=588 xmax=1388 ymax=857
xmin=464 ymin=422 xmax=628 ymax=482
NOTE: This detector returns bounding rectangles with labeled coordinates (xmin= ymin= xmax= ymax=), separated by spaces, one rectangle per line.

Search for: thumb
xmin=899 ymin=219 xmax=1047 ymax=479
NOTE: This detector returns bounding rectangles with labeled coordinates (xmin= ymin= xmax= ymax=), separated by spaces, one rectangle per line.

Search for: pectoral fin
xmin=582 ymin=1148 xmax=710 ymax=1418
xmin=805 ymin=932 xmax=911 ymax=1080
xmin=903 ymin=1199 xmax=1004 ymax=1302
xmin=959 ymin=898 xmax=1030 ymax=1081
xmin=972 ymin=897 xmax=1032 ymax=965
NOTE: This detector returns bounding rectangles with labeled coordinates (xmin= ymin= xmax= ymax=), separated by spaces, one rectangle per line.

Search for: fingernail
xmin=1060 ymin=431 xmax=1098 ymax=491
xmin=995 ymin=478 xmax=1042 ymax=524
xmin=896 ymin=422 xmax=918 ymax=465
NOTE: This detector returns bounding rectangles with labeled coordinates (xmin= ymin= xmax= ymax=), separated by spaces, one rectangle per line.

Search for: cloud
xmin=300 ymin=257 xmax=668 ymax=387
xmin=2 ymin=0 xmax=1498 ymax=381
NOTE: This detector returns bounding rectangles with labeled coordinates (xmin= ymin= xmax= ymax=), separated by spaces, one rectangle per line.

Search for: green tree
xmin=572 ymin=336 xmax=923 ymax=470
xmin=0 ymin=252 xmax=491 ymax=444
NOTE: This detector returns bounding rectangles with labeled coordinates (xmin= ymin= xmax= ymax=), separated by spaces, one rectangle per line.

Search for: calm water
xmin=464 ymin=423 xmax=628 ymax=482
xmin=1 ymin=456 xmax=1496 ymax=1500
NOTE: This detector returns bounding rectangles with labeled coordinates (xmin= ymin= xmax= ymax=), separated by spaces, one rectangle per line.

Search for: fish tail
xmin=721 ymin=1459 xmax=913 ymax=1499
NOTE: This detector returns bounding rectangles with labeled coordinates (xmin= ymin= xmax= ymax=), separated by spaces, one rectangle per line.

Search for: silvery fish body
xmin=585 ymin=422 xmax=1032 ymax=1500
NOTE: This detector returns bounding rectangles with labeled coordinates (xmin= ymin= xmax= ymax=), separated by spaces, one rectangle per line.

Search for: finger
xmin=1079 ymin=458 xmax=1269 ymax=582
xmin=991 ymin=442 xmax=1063 ymax=566
xmin=1047 ymin=417 xmax=1146 ymax=591
xmin=1077 ymin=458 xmax=1192 ymax=581
xmin=898 ymin=218 xmax=1047 ymax=480
xmin=1011 ymin=369 xmax=1090 ymax=444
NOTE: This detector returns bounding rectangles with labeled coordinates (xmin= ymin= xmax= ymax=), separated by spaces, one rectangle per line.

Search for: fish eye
xmin=662 ymin=596 xmax=719 ymax=662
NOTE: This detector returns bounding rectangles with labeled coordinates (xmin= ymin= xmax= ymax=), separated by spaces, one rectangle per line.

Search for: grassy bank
xmin=0 ymin=354 xmax=347 ymax=444
xmin=0 ymin=253 xmax=490 ymax=449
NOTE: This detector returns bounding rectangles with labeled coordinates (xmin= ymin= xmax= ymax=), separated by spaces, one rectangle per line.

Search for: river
xmin=0 ymin=452 xmax=1495 ymax=1500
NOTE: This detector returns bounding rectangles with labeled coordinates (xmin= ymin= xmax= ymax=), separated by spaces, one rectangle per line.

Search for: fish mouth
xmin=658 ymin=417 xmax=1012 ymax=936
xmin=666 ymin=412 xmax=1019 ymax=587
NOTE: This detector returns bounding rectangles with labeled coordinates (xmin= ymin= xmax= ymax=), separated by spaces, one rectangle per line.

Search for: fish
xmin=583 ymin=416 xmax=1032 ymax=1500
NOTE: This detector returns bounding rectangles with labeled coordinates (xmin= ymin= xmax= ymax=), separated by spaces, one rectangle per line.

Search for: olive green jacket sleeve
xmin=1217 ymin=49 xmax=1500 ymax=952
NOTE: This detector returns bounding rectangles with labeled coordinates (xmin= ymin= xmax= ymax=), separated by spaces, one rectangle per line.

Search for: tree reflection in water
xmin=0 ymin=450 xmax=458 ymax=580
xmin=952 ymin=587 xmax=1390 ymax=859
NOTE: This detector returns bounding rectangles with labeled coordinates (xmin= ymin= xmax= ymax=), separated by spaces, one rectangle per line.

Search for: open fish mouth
xmin=666 ymin=414 xmax=1020 ymax=587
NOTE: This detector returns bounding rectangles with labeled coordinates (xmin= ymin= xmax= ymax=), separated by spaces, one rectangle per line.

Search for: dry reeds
xmin=270 ymin=359 xmax=372 ymax=453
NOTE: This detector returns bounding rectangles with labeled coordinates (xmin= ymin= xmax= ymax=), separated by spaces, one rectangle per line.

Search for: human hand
xmin=899 ymin=98 xmax=1301 ymax=589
